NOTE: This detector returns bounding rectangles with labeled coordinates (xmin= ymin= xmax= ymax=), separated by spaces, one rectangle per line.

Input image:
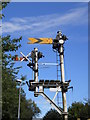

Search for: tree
xmin=1 ymin=2 xmax=41 ymax=119
xmin=2 ymin=35 xmax=22 ymax=119
xmin=20 ymin=98 xmax=40 ymax=119
xmin=68 ymin=101 xmax=90 ymax=120
xmin=1 ymin=31 xmax=40 ymax=120
xmin=43 ymin=101 xmax=90 ymax=120
xmin=0 ymin=1 xmax=10 ymax=18
xmin=43 ymin=109 xmax=63 ymax=120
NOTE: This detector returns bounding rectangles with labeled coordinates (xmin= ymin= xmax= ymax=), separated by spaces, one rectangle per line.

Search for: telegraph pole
xmin=16 ymin=79 xmax=23 ymax=120
xmin=18 ymin=82 xmax=21 ymax=120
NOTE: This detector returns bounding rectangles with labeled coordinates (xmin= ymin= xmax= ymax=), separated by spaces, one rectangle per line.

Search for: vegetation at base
xmin=68 ymin=100 xmax=90 ymax=120
xmin=43 ymin=109 xmax=62 ymax=120
xmin=43 ymin=100 xmax=90 ymax=120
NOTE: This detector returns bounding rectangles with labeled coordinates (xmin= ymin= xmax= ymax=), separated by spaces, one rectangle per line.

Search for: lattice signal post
xmin=13 ymin=31 xmax=73 ymax=120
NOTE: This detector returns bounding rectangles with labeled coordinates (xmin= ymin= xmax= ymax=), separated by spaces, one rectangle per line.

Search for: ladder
xmin=56 ymin=51 xmax=62 ymax=107
xmin=56 ymin=51 xmax=61 ymax=80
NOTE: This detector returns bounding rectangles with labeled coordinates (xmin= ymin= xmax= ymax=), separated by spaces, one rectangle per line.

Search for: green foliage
xmin=2 ymin=35 xmax=22 ymax=78
xmin=0 ymin=1 xmax=10 ymax=18
xmin=43 ymin=109 xmax=62 ymax=120
xmin=1 ymin=35 xmax=41 ymax=119
xmin=68 ymin=101 xmax=90 ymax=120
xmin=2 ymin=68 xmax=19 ymax=119
xmin=1 ymin=34 xmax=41 ymax=120
xmin=1 ymin=19 xmax=40 ymax=120
xmin=0 ymin=2 xmax=41 ymax=119
xmin=43 ymin=101 xmax=90 ymax=120
xmin=2 ymin=35 xmax=22 ymax=119
xmin=0 ymin=1 xmax=41 ymax=120
xmin=1 ymin=2 xmax=10 ymax=10
xmin=2 ymin=35 xmax=22 ymax=52
xmin=20 ymin=98 xmax=40 ymax=119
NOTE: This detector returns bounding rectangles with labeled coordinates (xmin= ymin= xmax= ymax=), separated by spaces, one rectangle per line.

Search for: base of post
xmin=63 ymin=114 xmax=68 ymax=120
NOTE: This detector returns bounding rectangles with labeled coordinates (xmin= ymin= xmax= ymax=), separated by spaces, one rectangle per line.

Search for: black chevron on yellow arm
xmin=28 ymin=38 xmax=53 ymax=44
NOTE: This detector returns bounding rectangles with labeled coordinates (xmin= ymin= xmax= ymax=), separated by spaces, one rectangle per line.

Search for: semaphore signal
xmin=13 ymin=31 xmax=73 ymax=120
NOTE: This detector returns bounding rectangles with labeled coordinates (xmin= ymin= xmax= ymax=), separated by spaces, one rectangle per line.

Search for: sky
xmin=2 ymin=2 xmax=88 ymax=118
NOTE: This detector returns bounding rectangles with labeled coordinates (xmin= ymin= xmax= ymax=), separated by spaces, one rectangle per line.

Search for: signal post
xmin=59 ymin=42 xmax=68 ymax=120
xmin=34 ymin=48 xmax=39 ymax=95
xmin=53 ymin=31 xmax=68 ymax=120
